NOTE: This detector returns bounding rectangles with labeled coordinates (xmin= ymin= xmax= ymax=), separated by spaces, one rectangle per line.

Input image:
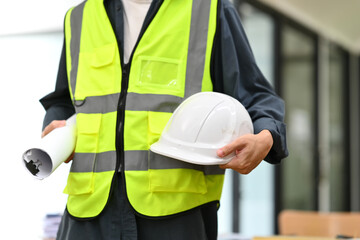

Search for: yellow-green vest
xmin=64 ymin=0 xmax=224 ymax=219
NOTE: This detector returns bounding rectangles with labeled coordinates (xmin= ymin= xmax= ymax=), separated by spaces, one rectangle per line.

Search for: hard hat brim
xmin=150 ymin=141 xmax=233 ymax=166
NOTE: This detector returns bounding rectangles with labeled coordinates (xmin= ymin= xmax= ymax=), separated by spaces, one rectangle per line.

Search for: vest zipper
xmin=115 ymin=63 xmax=129 ymax=173
xmin=115 ymin=0 xmax=166 ymax=219
xmin=116 ymin=0 xmax=163 ymax=173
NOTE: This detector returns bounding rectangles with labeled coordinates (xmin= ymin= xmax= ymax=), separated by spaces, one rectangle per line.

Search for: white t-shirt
xmin=122 ymin=0 xmax=152 ymax=64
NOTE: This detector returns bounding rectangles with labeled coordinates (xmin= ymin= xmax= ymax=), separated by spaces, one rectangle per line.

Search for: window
xmin=238 ymin=2 xmax=276 ymax=236
xmin=281 ymin=25 xmax=317 ymax=210
xmin=328 ymin=45 xmax=349 ymax=211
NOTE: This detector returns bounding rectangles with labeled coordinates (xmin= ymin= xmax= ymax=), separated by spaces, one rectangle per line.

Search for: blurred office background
xmin=1 ymin=0 xmax=359 ymax=239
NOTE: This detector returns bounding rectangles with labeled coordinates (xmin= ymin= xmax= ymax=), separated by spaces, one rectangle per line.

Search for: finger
xmin=217 ymin=137 xmax=247 ymax=158
xmin=219 ymin=153 xmax=250 ymax=172
xmin=219 ymin=161 xmax=252 ymax=174
xmin=65 ymin=152 xmax=75 ymax=163
xmin=218 ymin=155 xmax=239 ymax=169
xmin=219 ymin=164 xmax=227 ymax=169
xmin=41 ymin=120 xmax=66 ymax=138
xmin=227 ymin=154 xmax=262 ymax=175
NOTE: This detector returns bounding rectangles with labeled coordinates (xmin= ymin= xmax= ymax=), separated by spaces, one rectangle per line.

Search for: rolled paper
xmin=22 ymin=115 xmax=77 ymax=179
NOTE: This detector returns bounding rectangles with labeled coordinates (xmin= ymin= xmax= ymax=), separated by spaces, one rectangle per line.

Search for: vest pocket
xmin=91 ymin=43 xmax=116 ymax=68
xmin=75 ymin=114 xmax=102 ymax=153
xmin=148 ymin=151 xmax=207 ymax=194
xmin=76 ymin=43 xmax=117 ymax=99
xmin=64 ymin=114 xmax=101 ymax=195
xmin=64 ymin=172 xmax=95 ymax=195
xmin=135 ymin=56 xmax=185 ymax=97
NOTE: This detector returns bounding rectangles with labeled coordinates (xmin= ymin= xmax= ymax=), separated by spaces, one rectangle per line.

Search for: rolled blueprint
xmin=22 ymin=115 xmax=77 ymax=179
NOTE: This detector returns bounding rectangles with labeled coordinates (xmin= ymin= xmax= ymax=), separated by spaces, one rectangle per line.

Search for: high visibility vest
xmin=64 ymin=0 xmax=224 ymax=219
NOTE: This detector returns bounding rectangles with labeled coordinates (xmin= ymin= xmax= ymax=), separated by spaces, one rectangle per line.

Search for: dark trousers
xmin=57 ymin=173 xmax=218 ymax=240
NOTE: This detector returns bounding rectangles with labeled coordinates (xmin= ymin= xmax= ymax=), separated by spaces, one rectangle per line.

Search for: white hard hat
xmin=150 ymin=92 xmax=254 ymax=165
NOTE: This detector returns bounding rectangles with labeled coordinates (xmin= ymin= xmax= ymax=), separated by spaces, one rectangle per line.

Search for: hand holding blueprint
xmin=22 ymin=115 xmax=77 ymax=179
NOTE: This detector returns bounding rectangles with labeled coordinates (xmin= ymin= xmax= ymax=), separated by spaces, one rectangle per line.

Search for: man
xmin=40 ymin=0 xmax=288 ymax=239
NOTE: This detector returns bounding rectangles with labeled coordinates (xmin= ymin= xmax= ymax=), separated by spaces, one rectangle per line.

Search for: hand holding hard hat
xmin=217 ymin=129 xmax=273 ymax=174
xmin=150 ymin=92 xmax=262 ymax=169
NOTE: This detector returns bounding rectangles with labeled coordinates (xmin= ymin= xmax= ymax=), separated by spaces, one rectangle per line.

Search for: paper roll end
xmin=22 ymin=148 xmax=53 ymax=180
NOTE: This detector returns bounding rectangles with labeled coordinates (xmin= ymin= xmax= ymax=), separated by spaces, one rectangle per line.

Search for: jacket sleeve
xmin=211 ymin=0 xmax=288 ymax=164
xmin=39 ymin=40 xmax=75 ymax=130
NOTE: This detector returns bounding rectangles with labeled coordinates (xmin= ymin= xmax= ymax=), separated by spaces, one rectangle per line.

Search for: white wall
xmin=0 ymin=32 xmax=70 ymax=240
xmin=0 ymin=0 xmax=83 ymax=35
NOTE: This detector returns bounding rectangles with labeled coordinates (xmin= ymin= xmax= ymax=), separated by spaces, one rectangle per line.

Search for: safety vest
xmin=64 ymin=0 xmax=224 ymax=219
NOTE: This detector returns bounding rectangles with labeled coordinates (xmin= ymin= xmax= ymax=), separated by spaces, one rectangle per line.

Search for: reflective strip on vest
xmin=73 ymin=92 xmax=183 ymax=114
xmin=185 ymin=0 xmax=212 ymax=97
xmin=71 ymin=151 xmax=116 ymax=172
xmin=69 ymin=1 xmax=86 ymax=101
xmin=65 ymin=0 xmax=222 ymax=218
xmin=70 ymin=150 xmax=224 ymax=175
